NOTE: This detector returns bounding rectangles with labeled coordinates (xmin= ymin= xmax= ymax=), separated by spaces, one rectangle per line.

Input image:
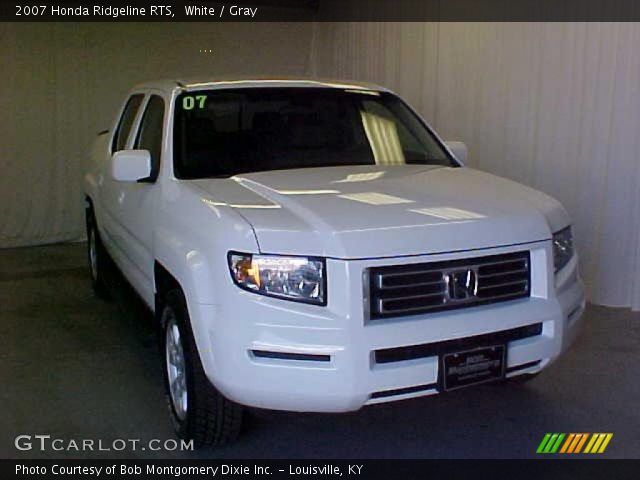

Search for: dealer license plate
xmin=441 ymin=345 xmax=506 ymax=391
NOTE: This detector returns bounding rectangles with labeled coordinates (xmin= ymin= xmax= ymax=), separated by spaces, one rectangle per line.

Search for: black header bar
xmin=3 ymin=0 xmax=640 ymax=22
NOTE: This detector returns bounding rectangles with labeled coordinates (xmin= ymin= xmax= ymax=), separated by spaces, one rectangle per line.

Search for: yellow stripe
xmin=559 ymin=433 xmax=575 ymax=454
xmin=567 ymin=434 xmax=582 ymax=453
xmin=597 ymin=434 xmax=613 ymax=453
xmin=574 ymin=433 xmax=589 ymax=453
xmin=584 ymin=433 xmax=598 ymax=453
xmin=590 ymin=434 xmax=606 ymax=454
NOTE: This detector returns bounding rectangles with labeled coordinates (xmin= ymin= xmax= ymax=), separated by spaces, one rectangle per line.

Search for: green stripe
xmin=550 ymin=433 xmax=566 ymax=453
xmin=543 ymin=433 xmax=559 ymax=453
xmin=536 ymin=433 xmax=552 ymax=453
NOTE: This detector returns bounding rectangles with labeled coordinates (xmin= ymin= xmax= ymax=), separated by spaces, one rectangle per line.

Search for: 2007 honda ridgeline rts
xmin=84 ymin=78 xmax=585 ymax=446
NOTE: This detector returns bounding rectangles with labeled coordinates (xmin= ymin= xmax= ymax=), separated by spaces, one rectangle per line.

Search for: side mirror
xmin=444 ymin=141 xmax=468 ymax=165
xmin=111 ymin=150 xmax=151 ymax=182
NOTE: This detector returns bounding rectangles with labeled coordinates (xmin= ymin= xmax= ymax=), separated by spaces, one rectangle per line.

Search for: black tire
xmin=86 ymin=207 xmax=110 ymax=299
xmin=160 ymin=289 xmax=243 ymax=447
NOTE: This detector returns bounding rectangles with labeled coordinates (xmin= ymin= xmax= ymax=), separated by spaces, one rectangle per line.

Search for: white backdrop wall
xmin=311 ymin=22 xmax=640 ymax=310
xmin=0 ymin=22 xmax=312 ymax=248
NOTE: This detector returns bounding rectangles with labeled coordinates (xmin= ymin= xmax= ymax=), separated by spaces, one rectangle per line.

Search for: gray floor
xmin=1 ymin=243 xmax=638 ymax=459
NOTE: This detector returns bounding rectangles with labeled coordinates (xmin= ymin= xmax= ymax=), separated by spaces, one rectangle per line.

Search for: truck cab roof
xmin=131 ymin=77 xmax=392 ymax=94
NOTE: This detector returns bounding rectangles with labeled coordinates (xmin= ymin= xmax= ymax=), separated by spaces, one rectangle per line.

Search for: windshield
xmin=173 ymin=87 xmax=455 ymax=179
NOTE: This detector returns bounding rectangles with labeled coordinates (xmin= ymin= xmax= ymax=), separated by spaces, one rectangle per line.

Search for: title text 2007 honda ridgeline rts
xmin=84 ymin=78 xmax=585 ymax=446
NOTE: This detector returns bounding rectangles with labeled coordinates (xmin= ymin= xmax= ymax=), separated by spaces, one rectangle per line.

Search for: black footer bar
xmin=4 ymin=459 xmax=640 ymax=480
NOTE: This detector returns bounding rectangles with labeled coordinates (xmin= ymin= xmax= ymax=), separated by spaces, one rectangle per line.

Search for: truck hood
xmin=191 ymin=165 xmax=569 ymax=259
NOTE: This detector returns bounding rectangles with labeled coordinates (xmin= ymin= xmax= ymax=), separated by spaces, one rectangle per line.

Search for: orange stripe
xmin=567 ymin=434 xmax=582 ymax=453
xmin=574 ymin=433 xmax=589 ymax=453
xmin=559 ymin=434 xmax=575 ymax=454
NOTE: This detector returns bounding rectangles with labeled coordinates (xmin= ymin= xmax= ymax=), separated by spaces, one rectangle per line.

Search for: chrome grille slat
xmin=476 ymin=291 xmax=529 ymax=301
xmin=378 ymin=303 xmax=446 ymax=316
xmin=477 ymin=258 xmax=529 ymax=269
xmin=368 ymin=251 xmax=531 ymax=320
xmin=477 ymin=268 xmax=528 ymax=278
xmin=377 ymin=288 xmax=450 ymax=314
xmin=378 ymin=290 xmax=444 ymax=301
xmin=376 ymin=279 xmax=445 ymax=290
xmin=375 ymin=270 xmax=444 ymax=279
xmin=375 ymin=271 xmax=444 ymax=290
xmin=477 ymin=279 xmax=528 ymax=290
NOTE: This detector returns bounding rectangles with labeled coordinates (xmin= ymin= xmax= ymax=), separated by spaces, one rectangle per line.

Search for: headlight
xmin=552 ymin=226 xmax=574 ymax=273
xmin=228 ymin=252 xmax=326 ymax=305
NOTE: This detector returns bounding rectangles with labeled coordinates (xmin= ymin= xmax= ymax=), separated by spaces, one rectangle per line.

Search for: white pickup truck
xmin=84 ymin=78 xmax=585 ymax=446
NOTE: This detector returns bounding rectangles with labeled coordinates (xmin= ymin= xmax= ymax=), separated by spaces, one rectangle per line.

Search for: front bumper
xmin=191 ymin=241 xmax=585 ymax=412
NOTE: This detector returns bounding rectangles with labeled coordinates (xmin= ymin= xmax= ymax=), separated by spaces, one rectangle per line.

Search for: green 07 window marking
xmin=182 ymin=95 xmax=207 ymax=110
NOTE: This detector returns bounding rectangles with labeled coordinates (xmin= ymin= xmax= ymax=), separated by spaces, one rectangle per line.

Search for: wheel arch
xmin=154 ymin=261 xmax=183 ymax=313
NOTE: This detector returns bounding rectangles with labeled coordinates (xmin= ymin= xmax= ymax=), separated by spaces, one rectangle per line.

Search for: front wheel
xmin=160 ymin=289 xmax=244 ymax=447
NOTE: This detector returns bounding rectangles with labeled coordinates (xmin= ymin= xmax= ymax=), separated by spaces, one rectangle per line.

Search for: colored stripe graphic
xmin=597 ymin=433 xmax=613 ymax=453
xmin=550 ymin=433 xmax=565 ymax=453
xmin=544 ymin=433 xmax=559 ymax=453
xmin=574 ymin=433 xmax=589 ymax=453
xmin=587 ymin=433 xmax=604 ymax=453
xmin=559 ymin=433 xmax=575 ymax=453
xmin=540 ymin=433 xmax=613 ymax=454
xmin=592 ymin=433 xmax=607 ymax=452
xmin=585 ymin=433 xmax=614 ymax=454
xmin=536 ymin=433 xmax=552 ymax=453
xmin=567 ymin=433 xmax=582 ymax=453
xmin=536 ymin=433 xmax=565 ymax=453
xmin=584 ymin=433 xmax=598 ymax=453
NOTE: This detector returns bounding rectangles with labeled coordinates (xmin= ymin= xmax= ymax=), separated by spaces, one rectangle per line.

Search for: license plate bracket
xmin=440 ymin=344 xmax=506 ymax=391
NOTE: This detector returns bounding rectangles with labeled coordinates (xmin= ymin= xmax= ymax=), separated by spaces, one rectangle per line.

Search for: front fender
xmin=153 ymin=185 xmax=259 ymax=383
xmin=153 ymin=181 xmax=259 ymax=307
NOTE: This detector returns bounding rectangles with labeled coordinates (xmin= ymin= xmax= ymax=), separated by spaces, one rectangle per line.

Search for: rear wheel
xmin=86 ymin=208 xmax=110 ymax=299
xmin=160 ymin=289 xmax=243 ymax=446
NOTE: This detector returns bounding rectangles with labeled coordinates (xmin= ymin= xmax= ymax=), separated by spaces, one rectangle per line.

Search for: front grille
xmin=368 ymin=251 xmax=530 ymax=319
